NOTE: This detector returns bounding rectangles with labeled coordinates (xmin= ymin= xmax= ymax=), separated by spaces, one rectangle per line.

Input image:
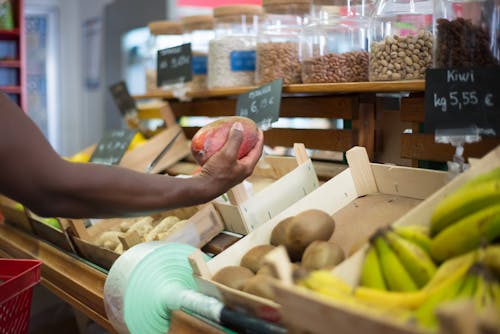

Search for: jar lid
xmin=264 ymin=0 xmax=311 ymax=6
xmin=312 ymin=0 xmax=354 ymax=5
xmin=148 ymin=21 xmax=183 ymax=35
xmin=181 ymin=15 xmax=214 ymax=31
xmin=263 ymin=0 xmax=311 ymax=15
xmin=213 ymin=5 xmax=263 ymax=18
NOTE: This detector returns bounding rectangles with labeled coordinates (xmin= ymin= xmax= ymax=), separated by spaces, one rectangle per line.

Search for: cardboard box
xmin=189 ymin=146 xmax=451 ymax=322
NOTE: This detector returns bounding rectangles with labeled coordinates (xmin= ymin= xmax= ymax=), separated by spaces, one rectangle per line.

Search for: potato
xmin=285 ymin=209 xmax=335 ymax=261
xmin=144 ymin=216 xmax=180 ymax=242
xmin=301 ymin=240 xmax=345 ymax=270
xmin=127 ymin=217 xmax=154 ymax=238
xmin=241 ymin=275 xmax=276 ymax=301
xmin=240 ymin=244 xmax=275 ymax=273
xmin=212 ymin=266 xmax=255 ymax=290
xmin=96 ymin=231 xmax=124 ymax=251
xmin=270 ymin=216 xmax=293 ymax=246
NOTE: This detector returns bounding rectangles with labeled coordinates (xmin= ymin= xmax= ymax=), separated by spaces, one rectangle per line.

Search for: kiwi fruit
xmin=240 ymin=244 xmax=275 ymax=273
xmin=212 ymin=266 xmax=254 ymax=290
xmin=301 ymin=240 xmax=345 ymax=270
xmin=241 ymin=275 xmax=275 ymax=301
xmin=270 ymin=216 xmax=293 ymax=246
xmin=285 ymin=209 xmax=335 ymax=262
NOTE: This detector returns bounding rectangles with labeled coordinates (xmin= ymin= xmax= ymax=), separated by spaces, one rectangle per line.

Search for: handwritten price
xmin=433 ymin=91 xmax=494 ymax=112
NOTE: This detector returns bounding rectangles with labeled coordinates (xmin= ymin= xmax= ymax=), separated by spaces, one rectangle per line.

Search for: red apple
xmin=191 ymin=116 xmax=259 ymax=166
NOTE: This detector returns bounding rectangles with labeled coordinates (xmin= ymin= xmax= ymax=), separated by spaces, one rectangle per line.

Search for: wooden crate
xmin=272 ymin=145 xmax=500 ymax=334
xmin=119 ymin=124 xmax=191 ymax=174
xmin=0 ymin=195 xmax=33 ymax=233
xmin=189 ymin=146 xmax=450 ymax=322
xmin=214 ymin=143 xmax=320 ymax=235
xmin=68 ymin=203 xmax=224 ymax=270
xmin=28 ymin=212 xmax=75 ymax=253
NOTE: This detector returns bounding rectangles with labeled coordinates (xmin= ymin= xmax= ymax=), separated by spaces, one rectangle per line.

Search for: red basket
xmin=0 ymin=259 xmax=42 ymax=334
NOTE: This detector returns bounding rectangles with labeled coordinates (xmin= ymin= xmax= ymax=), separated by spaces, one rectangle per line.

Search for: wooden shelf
xmin=0 ymin=85 xmax=21 ymax=93
xmin=134 ymin=80 xmax=425 ymax=100
xmin=0 ymin=28 xmax=20 ymax=39
xmin=0 ymin=59 xmax=21 ymax=67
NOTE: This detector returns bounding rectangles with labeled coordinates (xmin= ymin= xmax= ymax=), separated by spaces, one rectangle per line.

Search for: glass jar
xmin=181 ymin=15 xmax=215 ymax=92
xmin=256 ymin=0 xmax=311 ymax=85
xmin=301 ymin=0 xmax=370 ymax=83
xmin=434 ymin=0 xmax=499 ymax=68
xmin=369 ymin=0 xmax=433 ymax=81
xmin=208 ymin=5 xmax=263 ymax=89
xmin=144 ymin=20 xmax=184 ymax=92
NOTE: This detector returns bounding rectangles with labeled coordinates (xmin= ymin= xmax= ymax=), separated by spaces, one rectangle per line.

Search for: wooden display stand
xmin=189 ymin=146 xmax=450 ymax=321
xmin=134 ymin=81 xmax=500 ymax=168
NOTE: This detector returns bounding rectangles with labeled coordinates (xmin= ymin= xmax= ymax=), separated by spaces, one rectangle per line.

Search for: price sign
xmin=157 ymin=43 xmax=192 ymax=87
xmin=89 ymin=129 xmax=137 ymax=165
xmin=109 ymin=81 xmax=137 ymax=116
xmin=236 ymin=79 xmax=283 ymax=130
xmin=424 ymin=68 xmax=500 ymax=134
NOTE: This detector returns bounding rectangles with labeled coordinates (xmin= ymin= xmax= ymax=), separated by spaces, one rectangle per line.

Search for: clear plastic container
xmin=434 ymin=0 xmax=499 ymax=68
xmin=369 ymin=0 xmax=433 ymax=81
xmin=144 ymin=20 xmax=184 ymax=92
xmin=181 ymin=15 xmax=214 ymax=92
xmin=301 ymin=0 xmax=370 ymax=83
xmin=208 ymin=5 xmax=263 ymax=89
xmin=256 ymin=0 xmax=311 ymax=85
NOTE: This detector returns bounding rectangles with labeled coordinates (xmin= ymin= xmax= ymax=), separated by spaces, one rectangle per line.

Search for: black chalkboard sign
xmin=89 ymin=129 xmax=137 ymax=165
xmin=424 ymin=68 xmax=500 ymax=134
xmin=109 ymin=81 xmax=137 ymax=116
xmin=157 ymin=43 xmax=192 ymax=87
xmin=236 ymin=79 xmax=283 ymax=130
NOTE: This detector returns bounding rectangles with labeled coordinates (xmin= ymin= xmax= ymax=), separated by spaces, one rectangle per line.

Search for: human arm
xmin=0 ymin=93 xmax=263 ymax=218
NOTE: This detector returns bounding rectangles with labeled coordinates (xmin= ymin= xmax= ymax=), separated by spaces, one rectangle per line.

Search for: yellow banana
xmin=360 ymin=245 xmax=387 ymax=290
xmin=393 ymin=225 xmax=432 ymax=255
xmin=430 ymin=176 xmax=500 ymax=237
xmin=482 ymin=244 xmax=500 ymax=277
xmin=353 ymin=286 xmax=429 ymax=310
xmin=455 ymin=267 xmax=479 ymax=300
xmin=299 ymin=278 xmax=414 ymax=324
xmin=413 ymin=270 xmax=468 ymax=330
xmin=297 ymin=270 xmax=353 ymax=295
xmin=430 ymin=204 xmax=500 ymax=262
xmin=374 ymin=236 xmax=418 ymax=292
xmin=385 ymin=230 xmax=437 ymax=288
xmin=459 ymin=166 xmax=500 ymax=190
xmin=424 ymin=250 xmax=476 ymax=291
xmin=471 ymin=265 xmax=496 ymax=312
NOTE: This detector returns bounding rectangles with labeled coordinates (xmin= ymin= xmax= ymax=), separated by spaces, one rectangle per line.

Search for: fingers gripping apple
xmin=190 ymin=116 xmax=259 ymax=166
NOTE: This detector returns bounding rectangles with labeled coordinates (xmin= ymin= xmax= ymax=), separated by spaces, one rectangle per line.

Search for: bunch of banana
xmin=429 ymin=167 xmax=500 ymax=262
xmin=360 ymin=226 xmax=436 ymax=292
xmin=414 ymin=262 xmax=500 ymax=331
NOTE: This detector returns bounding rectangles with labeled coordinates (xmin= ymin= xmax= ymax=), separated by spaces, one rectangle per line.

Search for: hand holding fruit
xmin=195 ymin=117 xmax=264 ymax=198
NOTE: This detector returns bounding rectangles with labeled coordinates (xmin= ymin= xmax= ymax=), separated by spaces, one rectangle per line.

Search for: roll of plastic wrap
xmin=104 ymin=242 xmax=207 ymax=334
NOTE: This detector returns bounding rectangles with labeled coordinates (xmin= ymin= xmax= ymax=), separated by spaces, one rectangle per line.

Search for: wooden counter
xmin=0 ymin=222 xmax=225 ymax=334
